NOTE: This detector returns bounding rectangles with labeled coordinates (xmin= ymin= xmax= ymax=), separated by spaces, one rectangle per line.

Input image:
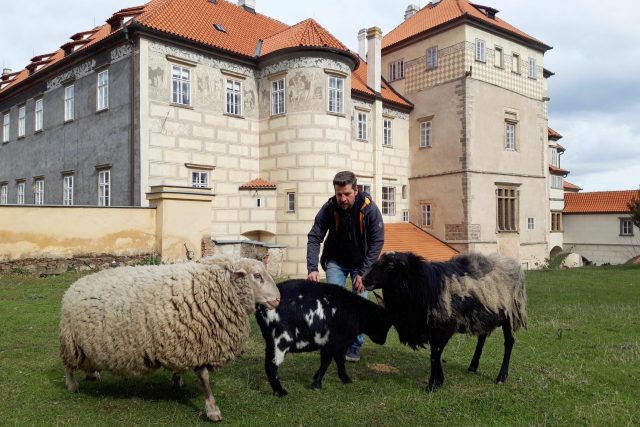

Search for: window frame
xmin=97 ymin=69 xmax=109 ymax=111
xmin=98 ymin=169 xmax=111 ymax=207
xmin=381 ymin=186 xmax=396 ymax=216
xmin=16 ymin=181 xmax=25 ymax=205
xmin=512 ymin=53 xmax=521 ymax=74
xmin=389 ymin=59 xmax=405 ymax=81
xmin=496 ymin=186 xmax=519 ymax=232
xmin=356 ymin=111 xmax=368 ymax=141
xmin=2 ymin=112 xmax=9 ymax=143
xmin=422 ymin=203 xmax=432 ymax=227
xmin=402 ymin=210 xmax=409 ymax=223
xmin=191 ymin=170 xmax=209 ymax=188
xmin=327 ymin=75 xmax=345 ymax=114
xmin=225 ymin=78 xmax=243 ymax=116
xmin=551 ymin=211 xmax=563 ymax=232
xmin=286 ymin=192 xmax=296 ymax=213
xmin=356 ymin=184 xmax=371 ymax=195
xmin=475 ymin=38 xmax=486 ymax=63
xmin=527 ymin=217 xmax=535 ymax=230
xmin=171 ymin=65 xmax=192 ymax=106
xmin=271 ymin=78 xmax=285 ymax=116
xmin=64 ymin=85 xmax=75 ymax=122
xmin=528 ymin=58 xmax=537 ymax=79
xmin=620 ymin=218 xmax=634 ymax=236
xmin=426 ymin=46 xmax=438 ymax=69
xmin=63 ymin=175 xmax=74 ymax=206
xmin=17 ymin=105 xmax=26 ymax=138
xmin=383 ymin=118 xmax=393 ymax=146
xmin=495 ymin=46 xmax=504 ymax=68
xmin=420 ymin=120 xmax=432 ymax=148
xmin=34 ymin=98 xmax=43 ymax=132
xmin=34 ymin=178 xmax=45 ymax=205
xmin=0 ymin=184 xmax=7 ymax=204
xmin=505 ymin=121 xmax=517 ymax=151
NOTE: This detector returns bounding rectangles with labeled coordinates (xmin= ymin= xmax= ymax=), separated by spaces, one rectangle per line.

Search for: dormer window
xmin=214 ymin=23 xmax=226 ymax=33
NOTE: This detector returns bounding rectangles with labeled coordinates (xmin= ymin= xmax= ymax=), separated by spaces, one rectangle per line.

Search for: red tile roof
xmin=351 ymin=59 xmax=413 ymax=108
xmin=261 ymin=19 xmax=349 ymax=56
xmin=383 ymin=223 xmax=459 ymax=261
xmin=548 ymin=127 xmax=562 ymax=140
xmin=564 ymin=190 xmax=640 ymax=214
xmin=549 ymin=165 xmax=569 ymax=176
xmin=239 ymin=178 xmax=276 ymax=190
xmin=383 ymin=0 xmax=550 ymax=52
xmin=563 ymin=180 xmax=582 ymax=192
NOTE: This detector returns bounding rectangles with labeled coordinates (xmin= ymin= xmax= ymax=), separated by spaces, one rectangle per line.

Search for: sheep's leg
xmin=311 ymin=349 xmax=333 ymax=390
xmin=496 ymin=322 xmax=515 ymax=384
xmin=468 ymin=335 xmax=487 ymax=373
xmin=85 ymin=370 xmax=100 ymax=381
xmin=172 ymin=373 xmax=183 ymax=389
xmin=427 ymin=336 xmax=450 ymax=392
xmin=265 ymin=345 xmax=288 ymax=397
xmin=195 ymin=366 xmax=222 ymax=422
xmin=334 ymin=351 xmax=352 ymax=384
xmin=64 ymin=367 xmax=79 ymax=392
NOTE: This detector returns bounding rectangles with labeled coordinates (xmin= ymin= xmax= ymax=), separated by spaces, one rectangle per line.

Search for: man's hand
xmin=308 ymin=271 xmax=320 ymax=282
xmin=353 ymin=275 xmax=365 ymax=293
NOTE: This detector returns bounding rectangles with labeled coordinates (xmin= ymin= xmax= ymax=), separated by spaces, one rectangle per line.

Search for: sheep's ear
xmin=233 ymin=268 xmax=247 ymax=278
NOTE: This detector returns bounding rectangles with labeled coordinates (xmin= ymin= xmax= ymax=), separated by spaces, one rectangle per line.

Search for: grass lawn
xmin=1 ymin=265 xmax=639 ymax=426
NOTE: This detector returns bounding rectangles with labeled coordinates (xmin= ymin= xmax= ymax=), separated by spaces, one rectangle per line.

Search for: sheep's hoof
xmin=495 ymin=375 xmax=508 ymax=384
xmin=205 ymin=399 xmax=222 ymax=422
xmin=273 ymin=388 xmax=288 ymax=397
xmin=427 ymin=381 xmax=443 ymax=392
xmin=65 ymin=377 xmax=79 ymax=393
xmin=85 ymin=371 xmax=100 ymax=381
xmin=311 ymin=382 xmax=322 ymax=390
xmin=340 ymin=375 xmax=352 ymax=384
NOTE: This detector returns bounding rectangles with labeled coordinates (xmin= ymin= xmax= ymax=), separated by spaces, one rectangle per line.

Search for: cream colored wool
xmin=60 ymin=259 xmax=264 ymax=376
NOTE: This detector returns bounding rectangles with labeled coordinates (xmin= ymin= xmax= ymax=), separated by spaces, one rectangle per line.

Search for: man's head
xmin=333 ymin=171 xmax=358 ymax=211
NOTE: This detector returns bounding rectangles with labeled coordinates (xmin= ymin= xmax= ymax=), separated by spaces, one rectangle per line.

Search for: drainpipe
xmin=123 ymin=24 xmax=136 ymax=206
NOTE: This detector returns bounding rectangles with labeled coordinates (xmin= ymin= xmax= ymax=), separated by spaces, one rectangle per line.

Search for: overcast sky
xmin=1 ymin=0 xmax=638 ymax=192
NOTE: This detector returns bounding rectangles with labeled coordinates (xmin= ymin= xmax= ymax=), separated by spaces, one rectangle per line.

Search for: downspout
xmin=123 ymin=24 xmax=136 ymax=206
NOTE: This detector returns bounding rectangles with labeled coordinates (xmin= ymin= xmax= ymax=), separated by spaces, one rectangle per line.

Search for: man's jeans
xmin=325 ymin=260 xmax=368 ymax=351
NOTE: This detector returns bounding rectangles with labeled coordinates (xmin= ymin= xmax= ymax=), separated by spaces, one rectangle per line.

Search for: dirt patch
xmin=366 ymin=363 xmax=399 ymax=374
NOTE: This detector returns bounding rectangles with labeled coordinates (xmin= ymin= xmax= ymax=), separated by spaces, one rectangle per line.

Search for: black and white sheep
xmin=59 ymin=256 xmax=280 ymax=422
xmin=363 ymin=251 xmax=527 ymax=391
xmin=255 ymin=279 xmax=391 ymax=396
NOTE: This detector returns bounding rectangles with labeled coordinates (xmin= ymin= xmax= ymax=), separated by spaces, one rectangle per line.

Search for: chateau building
xmin=0 ymin=0 xmax=558 ymax=274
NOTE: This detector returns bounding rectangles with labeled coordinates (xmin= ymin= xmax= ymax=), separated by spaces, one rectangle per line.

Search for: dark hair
xmin=333 ymin=171 xmax=357 ymax=189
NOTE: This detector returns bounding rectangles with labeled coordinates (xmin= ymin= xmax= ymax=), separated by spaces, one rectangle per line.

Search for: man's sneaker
xmin=345 ymin=348 xmax=360 ymax=362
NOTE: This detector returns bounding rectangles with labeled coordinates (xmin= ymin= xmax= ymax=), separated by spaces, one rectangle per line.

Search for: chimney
xmin=405 ymin=4 xmax=419 ymax=20
xmin=2 ymin=68 xmax=12 ymax=76
xmin=238 ymin=0 xmax=255 ymax=12
xmin=366 ymin=27 xmax=382 ymax=94
xmin=357 ymin=28 xmax=367 ymax=60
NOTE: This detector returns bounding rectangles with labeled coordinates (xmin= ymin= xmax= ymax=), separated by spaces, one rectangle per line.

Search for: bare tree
xmin=628 ymin=188 xmax=640 ymax=229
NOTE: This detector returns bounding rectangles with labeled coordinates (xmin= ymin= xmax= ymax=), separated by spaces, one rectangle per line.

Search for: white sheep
xmin=59 ymin=257 xmax=280 ymax=422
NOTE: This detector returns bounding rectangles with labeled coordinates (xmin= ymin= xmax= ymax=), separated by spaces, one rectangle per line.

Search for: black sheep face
xmin=363 ymin=252 xmax=408 ymax=291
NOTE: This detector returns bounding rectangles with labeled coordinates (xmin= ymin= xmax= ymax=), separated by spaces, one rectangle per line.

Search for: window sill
xmin=224 ymin=113 xmax=245 ymax=120
xmin=64 ymin=119 xmax=74 ymax=124
xmin=389 ymin=77 xmax=405 ymax=82
xmin=17 ymin=136 xmax=25 ymax=140
xmin=1 ymin=141 xmax=8 ymax=145
xmin=34 ymin=130 xmax=43 ymax=135
xmin=356 ymin=138 xmax=369 ymax=142
xmin=382 ymin=144 xmax=393 ymax=148
xmin=96 ymin=107 xmax=109 ymax=114
xmin=419 ymin=145 xmax=432 ymax=149
xmin=619 ymin=234 xmax=634 ymax=237
xmin=170 ymin=103 xmax=193 ymax=110
xmin=270 ymin=113 xmax=286 ymax=119
xmin=326 ymin=111 xmax=346 ymax=118
xmin=497 ymin=230 xmax=519 ymax=234
xmin=425 ymin=66 xmax=437 ymax=72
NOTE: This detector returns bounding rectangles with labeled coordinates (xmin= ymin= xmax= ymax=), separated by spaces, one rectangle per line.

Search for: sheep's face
xmin=234 ymin=259 xmax=280 ymax=310
xmin=363 ymin=252 xmax=408 ymax=291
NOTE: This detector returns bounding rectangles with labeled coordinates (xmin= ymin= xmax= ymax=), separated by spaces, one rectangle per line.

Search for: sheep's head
xmin=363 ymin=251 xmax=410 ymax=291
xmin=233 ymin=258 xmax=280 ymax=310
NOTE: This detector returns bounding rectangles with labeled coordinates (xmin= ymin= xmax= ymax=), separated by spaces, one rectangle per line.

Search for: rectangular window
xmin=422 ymin=204 xmax=432 ymax=226
xmin=2 ymin=113 xmax=9 ymax=143
xmin=34 ymin=179 xmax=44 ymax=205
xmin=63 ymin=175 xmax=74 ymax=206
xmin=328 ymin=75 xmax=344 ymax=114
xmin=0 ymin=184 xmax=7 ymax=204
xmin=512 ymin=53 xmax=520 ymax=74
xmin=64 ymin=85 xmax=74 ymax=121
xmin=18 ymin=106 xmax=25 ymax=137
xmin=527 ymin=217 xmax=535 ymax=230
xmin=402 ymin=210 xmax=409 ymax=222
xmin=98 ymin=169 xmax=111 ymax=206
xmin=97 ymin=70 xmax=109 ymax=111
xmin=550 ymin=175 xmax=563 ymax=190
xmin=383 ymin=119 xmax=392 ymax=146
xmin=357 ymin=111 xmax=368 ymax=140
xmin=191 ymin=171 xmax=209 ymax=188
xmin=389 ymin=59 xmax=404 ymax=81
xmin=420 ymin=121 xmax=432 ymax=148
xmin=286 ymin=192 xmax=295 ymax=212
xmin=620 ymin=219 xmax=634 ymax=236
xmin=17 ymin=181 xmax=25 ymax=205
xmin=357 ymin=184 xmax=371 ymax=194
xmin=528 ymin=58 xmax=536 ymax=79
xmin=426 ymin=46 xmax=438 ymax=69
xmin=497 ymin=186 xmax=519 ymax=232
xmin=382 ymin=186 xmax=396 ymax=216
xmin=505 ymin=121 xmax=516 ymax=151
xmin=35 ymin=99 xmax=43 ymax=132
xmin=172 ymin=65 xmax=191 ymax=106
xmin=225 ymin=78 xmax=242 ymax=116
xmin=495 ymin=46 xmax=504 ymax=68
xmin=271 ymin=78 xmax=285 ymax=116
xmin=551 ymin=148 xmax=560 ymax=167
xmin=256 ymin=197 xmax=264 ymax=208
xmin=475 ymin=39 xmax=486 ymax=62
xmin=551 ymin=212 xmax=562 ymax=232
